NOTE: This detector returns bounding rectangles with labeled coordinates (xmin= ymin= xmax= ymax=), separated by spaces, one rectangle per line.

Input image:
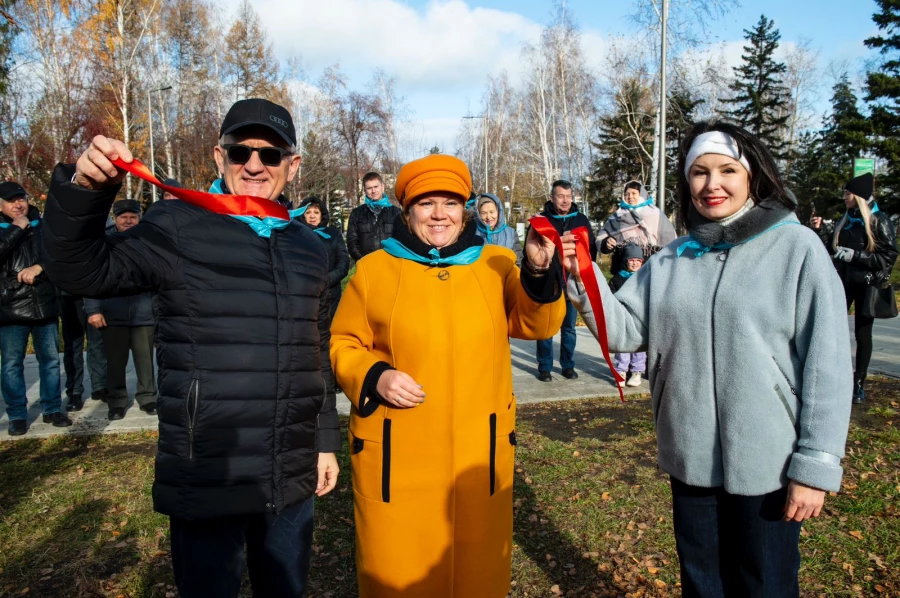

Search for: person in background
xmin=563 ymin=121 xmax=851 ymax=597
xmin=474 ymin=193 xmax=522 ymax=263
xmin=161 ymin=178 xmax=182 ymax=200
xmin=534 ymin=179 xmax=596 ymax=382
xmin=610 ymin=242 xmax=646 ymax=388
xmin=298 ymin=196 xmax=350 ymax=321
xmin=346 ymin=171 xmax=401 ymax=262
xmin=59 ymin=287 xmax=108 ymax=411
xmin=0 ymin=181 xmax=71 ymax=435
xmin=810 ymin=173 xmax=898 ymax=404
xmin=84 ymin=199 xmax=158 ymax=421
xmin=598 ymin=180 xmax=678 ymax=274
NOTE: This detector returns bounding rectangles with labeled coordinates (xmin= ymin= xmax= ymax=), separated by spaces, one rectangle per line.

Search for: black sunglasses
xmin=222 ymin=144 xmax=293 ymax=167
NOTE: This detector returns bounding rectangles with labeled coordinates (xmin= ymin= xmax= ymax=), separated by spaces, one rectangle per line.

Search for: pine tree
xmin=723 ymin=15 xmax=790 ymax=158
xmin=865 ymin=0 xmax=900 ymax=212
xmin=0 ymin=1 xmax=17 ymax=97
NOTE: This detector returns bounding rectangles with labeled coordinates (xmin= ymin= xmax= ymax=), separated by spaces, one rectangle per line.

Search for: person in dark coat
xmin=610 ymin=243 xmax=647 ymax=388
xmin=346 ymin=171 xmax=401 ymax=261
xmin=41 ymin=98 xmax=340 ymax=598
xmin=83 ymin=199 xmax=157 ymax=420
xmin=810 ymin=173 xmax=899 ymax=403
xmin=0 ymin=182 xmax=72 ymax=435
xmin=58 ymin=287 xmax=108 ymax=411
xmin=534 ymin=179 xmax=597 ymax=382
xmin=297 ymin=196 xmax=350 ymax=320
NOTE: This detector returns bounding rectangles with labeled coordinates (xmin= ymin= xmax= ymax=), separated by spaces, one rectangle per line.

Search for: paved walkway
xmin=2 ymin=317 xmax=899 ymax=440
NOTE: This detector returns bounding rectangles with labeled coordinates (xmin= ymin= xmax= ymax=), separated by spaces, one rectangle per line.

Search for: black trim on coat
xmin=382 ymin=419 xmax=392 ymax=503
xmin=359 ymin=361 xmax=395 ymax=417
xmin=520 ymin=252 xmax=563 ymax=304
xmin=489 ymin=413 xmax=497 ymax=496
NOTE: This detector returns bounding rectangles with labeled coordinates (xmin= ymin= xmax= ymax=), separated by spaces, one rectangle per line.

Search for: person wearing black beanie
xmin=811 ymin=172 xmax=898 ymax=404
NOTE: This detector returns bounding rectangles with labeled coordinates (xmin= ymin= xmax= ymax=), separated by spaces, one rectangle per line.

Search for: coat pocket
xmin=185 ymin=372 xmax=200 ymax=460
xmin=491 ymin=404 xmax=517 ymax=496
xmin=774 ymin=384 xmax=798 ymax=431
xmin=349 ymin=419 xmax=392 ymax=503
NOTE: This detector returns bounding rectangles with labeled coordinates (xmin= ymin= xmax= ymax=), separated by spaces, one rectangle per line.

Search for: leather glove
xmin=833 ymin=247 xmax=855 ymax=262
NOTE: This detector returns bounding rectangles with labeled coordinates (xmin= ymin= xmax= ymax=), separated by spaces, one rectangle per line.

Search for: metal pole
xmin=657 ymin=0 xmax=669 ymax=214
xmin=148 ymin=90 xmax=155 ymax=202
xmin=483 ymin=116 xmax=488 ymax=194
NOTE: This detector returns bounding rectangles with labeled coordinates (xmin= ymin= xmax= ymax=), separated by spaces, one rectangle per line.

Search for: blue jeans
xmin=170 ymin=496 xmax=315 ymax=598
xmin=1 ymin=320 xmax=63 ymax=421
xmin=536 ymin=299 xmax=577 ymax=372
xmin=670 ymin=477 xmax=801 ymax=598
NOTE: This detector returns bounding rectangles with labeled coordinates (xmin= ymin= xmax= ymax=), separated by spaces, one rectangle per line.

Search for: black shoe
xmin=538 ymin=371 xmax=552 ymax=382
xmin=91 ymin=389 xmax=108 ymax=402
xmin=42 ymin=412 xmax=73 ymax=427
xmin=561 ymin=368 xmax=578 ymax=380
xmin=66 ymin=395 xmax=84 ymax=412
xmin=108 ymin=407 xmax=126 ymax=421
xmin=852 ymin=379 xmax=866 ymax=405
xmin=140 ymin=402 xmax=157 ymax=415
xmin=8 ymin=420 xmax=26 ymax=436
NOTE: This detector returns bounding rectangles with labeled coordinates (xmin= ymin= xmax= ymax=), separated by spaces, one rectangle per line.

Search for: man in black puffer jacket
xmin=0 ymin=182 xmax=72 ymax=436
xmin=42 ymin=99 xmax=340 ymax=598
xmin=346 ymin=171 xmax=401 ymax=261
xmin=297 ymin=196 xmax=350 ymax=320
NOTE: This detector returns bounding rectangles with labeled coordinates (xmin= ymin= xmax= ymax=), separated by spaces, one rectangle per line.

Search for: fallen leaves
xmin=849 ymin=530 xmax=865 ymax=540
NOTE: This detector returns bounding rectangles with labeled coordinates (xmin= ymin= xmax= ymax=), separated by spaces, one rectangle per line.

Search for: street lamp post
xmin=147 ymin=85 xmax=172 ymax=202
xmin=657 ymin=0 xmax=669 ymax=214
xmin=463 ymin=115 xmax=488 ymax=193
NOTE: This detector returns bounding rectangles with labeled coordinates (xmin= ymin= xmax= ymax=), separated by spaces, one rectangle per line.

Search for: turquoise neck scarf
xmin=366 ymin=195 xmax=393 ymax=209
xmin=844 ymin=203 xmax=879 ymax=230
xmin=0 ymin=219 xmax=39 ymax=229
xmin=617 ymin=270 xmax=634 ymax=279
xmin=678 ymin=220 xmax=800 ymax=258
xmin=381 ymin=237 xmax=483 ymax=266
xmin=208 ymin=179 xmax=301 ymax=238
xmin=477 ymin=221 xmax=508 ymax=242
xmin=551 ymin=209 xmax=579 ymax=220
xmin=465 ymin=198 xmax=476 ymax=210
xmin=620 ymin=199 xmax=653 ymax=211
xmin=312 ymin=227 xmax=331 ymax=239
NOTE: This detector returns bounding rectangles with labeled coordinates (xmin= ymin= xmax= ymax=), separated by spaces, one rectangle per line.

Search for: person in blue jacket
xmin=474 ymin=193 xmax=522 ymax=263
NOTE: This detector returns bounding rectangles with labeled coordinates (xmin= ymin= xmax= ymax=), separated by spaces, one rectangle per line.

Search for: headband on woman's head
xmin=684 ymin=131 xmax=753 ymax=179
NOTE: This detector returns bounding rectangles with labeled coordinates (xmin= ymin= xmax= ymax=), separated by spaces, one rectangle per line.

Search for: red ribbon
xmin=529 ymin=215 xmax=625 ymax=403
xmin=110 ymin=157 xmax=290 ymax=220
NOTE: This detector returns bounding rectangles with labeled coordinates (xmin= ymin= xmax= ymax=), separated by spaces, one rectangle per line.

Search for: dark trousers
xmin=536 ymin=299 xmax=577 ymax=372
xmin=170 ymin=496 xmax=315 ymax=598
xmin=102 ymin=325 xmax=156 ymax=409
xmin=844 ymin=282 xmax=874 ymax=380
xmin=59 ymin=294 xmax=107 ymax=398
xmin=670 ymin=477 xmax=801 ymax=598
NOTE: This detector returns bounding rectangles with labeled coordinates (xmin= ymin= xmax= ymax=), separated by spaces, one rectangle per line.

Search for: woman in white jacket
xmin=560 ymin=121 xmax=852 ymax=598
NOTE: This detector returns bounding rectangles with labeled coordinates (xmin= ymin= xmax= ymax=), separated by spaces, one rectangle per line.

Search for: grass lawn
xmin=1 ymin=380 xmax=899 ymax=597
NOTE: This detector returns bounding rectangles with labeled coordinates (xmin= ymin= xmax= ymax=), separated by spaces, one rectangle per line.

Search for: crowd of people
xmin=0 ymin=95 xmax=897 ymax=598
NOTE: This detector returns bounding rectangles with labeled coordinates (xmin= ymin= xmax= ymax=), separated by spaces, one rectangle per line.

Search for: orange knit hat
xmin=394 ymin=154 xmax=472 ymax=209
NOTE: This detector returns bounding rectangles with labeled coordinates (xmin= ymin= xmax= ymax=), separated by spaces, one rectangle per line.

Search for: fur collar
xmin=687 ymin=196 xmax=793 ymax=247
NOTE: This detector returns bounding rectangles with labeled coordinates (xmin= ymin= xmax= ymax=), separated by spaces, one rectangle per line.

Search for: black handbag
xmin=859 ymin=281 xmax=898 ymax=319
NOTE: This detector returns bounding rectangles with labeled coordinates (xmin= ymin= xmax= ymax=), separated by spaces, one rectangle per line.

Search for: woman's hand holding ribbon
xmin=75 ymin=135 xmax=134 ymax=190
xmin=524 ymin=227 xmax=557 ymax=271
xmin=559 ymin=232 xmax=580 ymax=280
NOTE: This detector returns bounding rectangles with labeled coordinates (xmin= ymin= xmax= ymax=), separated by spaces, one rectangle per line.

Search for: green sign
xmin=854 ymin=158 xmax=875 ymax=177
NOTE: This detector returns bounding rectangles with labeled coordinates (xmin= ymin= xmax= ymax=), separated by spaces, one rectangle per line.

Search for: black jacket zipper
xmin=186 ymin=375 xmax=200 ymax=460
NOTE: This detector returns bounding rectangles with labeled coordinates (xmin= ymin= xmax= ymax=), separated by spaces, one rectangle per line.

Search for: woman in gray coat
xmin=561 ymin=122 xmax=852 ymax=597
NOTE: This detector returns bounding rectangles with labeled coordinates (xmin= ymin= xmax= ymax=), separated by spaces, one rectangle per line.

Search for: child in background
xmin=611 ymin=243 xmax=646 ymax=388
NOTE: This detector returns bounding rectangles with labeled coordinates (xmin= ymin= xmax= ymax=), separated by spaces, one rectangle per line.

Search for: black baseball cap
xmin=161 ymin=178 xmax=182 ymax=189
xmin=219 ymin=98 xmax=296 ymax=147
xmin=112 ymin=199 xmax=142 ymax=216
xmin=0 ymin=181 xmax=27 ymax=201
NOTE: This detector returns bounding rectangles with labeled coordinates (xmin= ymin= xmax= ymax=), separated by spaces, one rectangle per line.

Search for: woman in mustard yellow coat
xmin=331 ymin=155 xmax=566 ymax=597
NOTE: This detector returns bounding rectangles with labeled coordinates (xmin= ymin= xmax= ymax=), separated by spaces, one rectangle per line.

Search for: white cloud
xmin=221 ymin=0 xmax=543 ymax=90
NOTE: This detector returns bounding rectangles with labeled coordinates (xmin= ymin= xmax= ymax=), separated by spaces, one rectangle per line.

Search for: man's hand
xmin=524 ymin=227 xmax=556 ymax=271
xmin=833 ymin=247 xmax=855 ymax=262
xmin=17 ymin=264 xmax=42 ymax=285
xmin=783 ymin=480 xmax=826 ymax=522
xmin=74 ymin=135 xmax=134 ymax=190
xmin=87 ymin=314 xmax=107 ymax=329
xmin=604 ymin=237 xmax=617 ymax=251
xmin=316 ymin=452 xmax=339 ymax=497
xmin=12 ymin=215 xmax=30 ymax=230
xmin=376 ymin=370 xmax=425 ymax=409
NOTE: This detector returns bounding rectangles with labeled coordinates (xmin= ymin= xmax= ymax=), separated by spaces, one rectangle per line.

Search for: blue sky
xmin=225 ymin=0 xmax=881 ymax=154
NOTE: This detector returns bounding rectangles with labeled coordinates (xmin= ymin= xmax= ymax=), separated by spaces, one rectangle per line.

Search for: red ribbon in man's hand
xmin=111 ymin=157 xmax=290 ymax=220
xmin=529 ymin=215 xmax=626 ymax=403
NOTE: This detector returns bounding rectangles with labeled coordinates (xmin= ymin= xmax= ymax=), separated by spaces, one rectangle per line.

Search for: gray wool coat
xmin=568 ymin=207 xmax=853 ymax=495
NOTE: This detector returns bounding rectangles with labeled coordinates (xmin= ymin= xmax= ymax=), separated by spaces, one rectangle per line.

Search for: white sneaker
xmin=626 ymin=372 xmax=643 ymax=387
xmin=616 ymin=372 xmax=627 ymax=388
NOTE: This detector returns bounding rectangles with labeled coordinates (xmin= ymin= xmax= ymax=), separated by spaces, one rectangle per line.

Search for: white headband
xmin=684 ymin=131 xmax=752 ymax=179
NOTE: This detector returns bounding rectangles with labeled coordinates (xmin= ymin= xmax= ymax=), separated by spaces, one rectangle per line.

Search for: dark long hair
xmin=677 ymin=121 xmax=794 ymax=228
